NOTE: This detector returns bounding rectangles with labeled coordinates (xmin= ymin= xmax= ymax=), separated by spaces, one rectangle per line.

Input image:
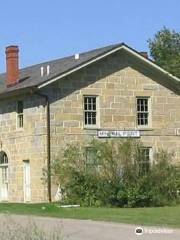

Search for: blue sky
xmin=0 ymin=0 xmax=179 ymax=72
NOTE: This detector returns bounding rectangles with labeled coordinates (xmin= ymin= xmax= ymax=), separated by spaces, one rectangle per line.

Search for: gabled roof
xmin=0 ymin=42 xmax=180 ymax=98
xmin=0 ymin=43 xmax=122 ymax=94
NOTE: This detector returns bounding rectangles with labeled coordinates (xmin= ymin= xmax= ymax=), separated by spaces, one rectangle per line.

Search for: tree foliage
xmin=148 ymin=27 xmax=180 ymax=78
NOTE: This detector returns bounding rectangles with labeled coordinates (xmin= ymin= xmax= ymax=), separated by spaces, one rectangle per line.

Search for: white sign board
xmin=97 ymin=130 xmax=140 ymax=138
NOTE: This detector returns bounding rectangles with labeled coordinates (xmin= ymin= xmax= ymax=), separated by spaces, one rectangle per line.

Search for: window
xmin=0 ymin=151 xmax=8 ymax=165
xmin=137 ymin=98 xmax=149 ymax=126
xmin=86 ymin=147 xmax=100 ymax=171
xmin=17 ymin=100 xmax=24 ymax=128
xmin=139 ymin=147 xmax=151 ymax=174
xmin=86 ymin=147 xmax=97 ymax=166
xmin=84 ymin=96 xmax=98 ymax=126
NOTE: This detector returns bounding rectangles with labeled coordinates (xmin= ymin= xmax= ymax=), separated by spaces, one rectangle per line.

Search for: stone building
xmin=0 ymin=43 xmax=180 ymax=202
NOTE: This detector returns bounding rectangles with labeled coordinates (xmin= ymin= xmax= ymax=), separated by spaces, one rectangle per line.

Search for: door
xmin=0 ymin=166 xmax=8 ymax=201
xmin=23 ymin=160 xmax=31 ymax=202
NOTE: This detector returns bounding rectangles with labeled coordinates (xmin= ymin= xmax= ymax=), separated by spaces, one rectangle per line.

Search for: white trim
xmin=123 ymin=46 xmax=180 ymax=82
xmin=38 ymin=45 xmax=180 ymax=89
xmin=0 ymin=166 xmax=8 ymax=201
xmin=136 ymin=97 xmax=151 ymax=128
xmin=83 ymin=95 xmax=100 ymax=129
xmin=16 ymin=100 xmax=24 ymax=130
xmin=23 ymin=160 xmax=31 ymax=202
xmin=38 ymin=45 xmax=124 ymax=89
xmin=149 ymin=147 xmax=153 ymax=165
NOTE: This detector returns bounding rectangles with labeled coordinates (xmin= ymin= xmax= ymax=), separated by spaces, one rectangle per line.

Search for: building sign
xmin=97 ymin=130 xmax=140 ymax=138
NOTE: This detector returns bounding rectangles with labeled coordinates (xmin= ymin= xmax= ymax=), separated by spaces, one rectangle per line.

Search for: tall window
xmin=139 ymin=147 xmax=151 ymax=175
xmin=86 ymin=147 xmax=97 ymax=169
xmin=86 ymin=147 xmax=100 ymax=172
xmin=17 ymin=100 xmax=24 ymax=128
xmin=84 ymin=96 xmax=97 ymax=126
xmin=137 ymin=98 xmax=149 ymax=126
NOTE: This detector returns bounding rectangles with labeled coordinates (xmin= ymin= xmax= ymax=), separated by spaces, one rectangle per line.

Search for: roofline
xmin=0 ymin=86 xmax=36 ymax=100
xmin=37 ymin=44 xmax=123 ymax=89
xmin=38 ymin=44 xmax=180 ymax=89
xmin=123 ymin=44 xmax=180 ymax=82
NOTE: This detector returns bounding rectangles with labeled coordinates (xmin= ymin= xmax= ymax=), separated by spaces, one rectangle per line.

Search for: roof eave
xmin=0 ymin=86 xmax=37 ymax=100
xmin=37 ymin=44 xmax=180 ymax=91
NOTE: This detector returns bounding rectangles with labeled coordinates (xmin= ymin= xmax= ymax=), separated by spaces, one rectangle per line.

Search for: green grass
xmin=0 ymin=203 xmax=179 ymax=228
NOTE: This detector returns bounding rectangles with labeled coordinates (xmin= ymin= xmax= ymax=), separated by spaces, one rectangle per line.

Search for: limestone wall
xmin=0 ymin=95 xmax=47 ymax=202
xmin=46 ymin=52 xmax=180 ymax=166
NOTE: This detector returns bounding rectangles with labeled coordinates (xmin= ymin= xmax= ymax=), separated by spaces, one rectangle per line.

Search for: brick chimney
xmin=140 ymin=52 xmax=148 ymax=59
xmin=6 ymin=45 xmax=19 ymax=87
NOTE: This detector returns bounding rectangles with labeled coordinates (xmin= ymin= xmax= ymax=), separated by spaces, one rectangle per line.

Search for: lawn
xmin=0 ymin=203 xmax=179 ymax=228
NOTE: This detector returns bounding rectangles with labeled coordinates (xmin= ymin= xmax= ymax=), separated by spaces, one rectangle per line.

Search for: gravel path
xmin=0 ymin=214 xmax=179 ymax=240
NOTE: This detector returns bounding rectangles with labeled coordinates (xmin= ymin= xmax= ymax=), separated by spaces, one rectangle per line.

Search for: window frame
xmin=136 ymin=97 xmax=151 ymax=128
xmin=0 ymin=151 xmax=8 ymax=166
xmin=138 ymin=147 xmax=152 ymax=175
xmin=83 ymin=95 xmax=100 ymax=129
xmin=0 ymin=152 xmax=8 ymax=185
xmin=16 ymin=100 xmax=24 ymax=129
xmin=85 ymin=146 xmax=101 ymax=172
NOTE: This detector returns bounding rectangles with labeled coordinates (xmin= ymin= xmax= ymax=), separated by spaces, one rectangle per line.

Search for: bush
xmin=52 ymin=139 xmax=180 ymax=207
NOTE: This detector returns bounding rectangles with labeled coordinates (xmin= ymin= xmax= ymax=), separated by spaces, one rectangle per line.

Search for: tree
xmin=148 ymin=27 xmax=180 ymax=78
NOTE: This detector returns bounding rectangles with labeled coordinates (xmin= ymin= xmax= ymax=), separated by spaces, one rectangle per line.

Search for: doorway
xmin=23 ymin=160 xmax=31 ymax=202
xmin=0 ymin=151 xmax=8 ymax=201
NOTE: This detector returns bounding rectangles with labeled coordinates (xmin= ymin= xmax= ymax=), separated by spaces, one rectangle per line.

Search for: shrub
xmin=51 ymin=139 xmax=180 ymax=207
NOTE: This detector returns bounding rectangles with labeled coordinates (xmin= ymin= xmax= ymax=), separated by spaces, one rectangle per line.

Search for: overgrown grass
xmin=0 ymin=203 xmax=179 ymax=228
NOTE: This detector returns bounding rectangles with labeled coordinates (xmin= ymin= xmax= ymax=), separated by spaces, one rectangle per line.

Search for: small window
xmin=139 ymin=147 xmax=151 ymax=174
xmin=84 ymin=96 xmax=97 ymax=126
xmin=17 ymin=100 xmax=24 ymax=128
xmin=137 ymin=98 xmax=149 ymax=126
